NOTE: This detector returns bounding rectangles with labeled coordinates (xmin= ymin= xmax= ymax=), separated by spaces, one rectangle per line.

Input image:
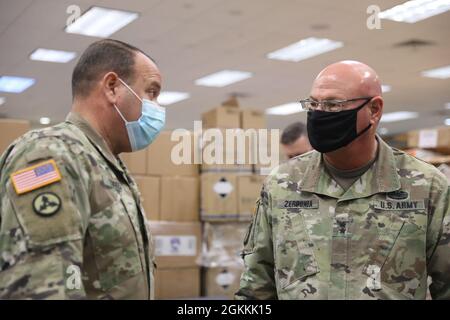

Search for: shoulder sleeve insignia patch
xmin=32 ymin=192 xmax=62 ymax=217
xmin=10 ymin=159 xmax=62 ymax=195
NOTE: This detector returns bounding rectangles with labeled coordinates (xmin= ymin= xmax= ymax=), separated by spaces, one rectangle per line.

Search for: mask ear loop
xmin=115 ymin=78 xmax=144 ymax=124
xmin=356 ymin=122 xmax=372 ymax=138
xmin=118 ymin=78 xmax=143 ymax=103
xmin=113 ymin=104 xmax=128 ymax=123
xmin=355 ymin=97 xmax=374 ymax=138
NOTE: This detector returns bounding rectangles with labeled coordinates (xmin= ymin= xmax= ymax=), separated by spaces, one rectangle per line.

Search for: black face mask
xmin=307 ymin=99 xmax=372 ymax=153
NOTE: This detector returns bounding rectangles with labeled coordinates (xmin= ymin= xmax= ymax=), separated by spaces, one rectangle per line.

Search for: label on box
xmin=154 ymin=235 xmax=197 ymax=256
xmin=216 ymin=270 xmax=236 ymax=288
xmin=418 ymin=129 xmax=438 ymax=148
xmin=213 ymin=178 xmax=233 ymax=198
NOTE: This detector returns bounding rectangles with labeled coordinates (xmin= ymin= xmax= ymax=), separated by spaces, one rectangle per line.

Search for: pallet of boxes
xmin=121 ymin=130 xmax=202 ymax=299
xmin=199 ymin=99 xmax=270 ymax=299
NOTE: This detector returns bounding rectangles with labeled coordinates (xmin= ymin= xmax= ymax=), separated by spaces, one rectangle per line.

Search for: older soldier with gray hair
xmin=236 ymin=61 xmax=450 ymax=300
xmin=0 ymin=39 xmax=165 ymax=299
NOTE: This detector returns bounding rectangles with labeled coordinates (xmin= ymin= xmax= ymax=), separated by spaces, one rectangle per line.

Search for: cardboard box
xmin=0 ymin=119 xmax=31 ymax=154
xmin=202 ymin=265 xmax=243 ymax=299
xmin=134 ymin=176 xmax=160 ymax=221
xmin=147 ymin=131 xmax=199 ymax=176
xmin=201 ymin=105 xmax=240 ymax=129
xmin=407 ymin=127 xmax=450 ymax=154
xmin=148 ymin=221 xmax=202 ymax=268
xmin=251 ymin=130 xmax=282 ymax=175
xmin=200 ymin=173 xmax=239 ymax=221
xmin=240 ymin=109 xmax=266 ymax=129
xmin=201 ymin=222 xmax=249 ymax=267
xmin=237 ymin=175 xmax=265 ymax=220
xmin=200 ymin=128 xmax=253 ymax=172
xmin=121 ymin=149 xmax=147 ymax=174
xmin=155 ymin=267 xmax=200 ymax=299
xmin=160 ymin=176 xmax=199 ymax=222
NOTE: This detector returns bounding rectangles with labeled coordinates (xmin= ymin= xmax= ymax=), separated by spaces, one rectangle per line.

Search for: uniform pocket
xmin=362 ymin=212 xmax=405 ymax=275
xmin=275 ymin=210 xmax=319 ymax=289
xmin=362 ymin=209 xmax=427 ymax=299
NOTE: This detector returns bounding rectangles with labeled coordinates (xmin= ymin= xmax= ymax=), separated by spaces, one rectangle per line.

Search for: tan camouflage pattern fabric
xmin=236 ymin=137 xmax=450 ymax=300
xmin=0 ymin=112 xmax=155 ymax=299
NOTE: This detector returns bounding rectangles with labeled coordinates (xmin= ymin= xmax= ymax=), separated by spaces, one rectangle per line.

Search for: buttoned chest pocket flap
xmin=87 ymin=181 xmax=142 ymax=291
xmin=362 ymin=204 xmax=426 ymax=291
xmin=275 ymin=209 xmax=320 ymax=289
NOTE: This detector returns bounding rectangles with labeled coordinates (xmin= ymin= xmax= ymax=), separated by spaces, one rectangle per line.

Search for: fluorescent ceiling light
xmin=39 ymin=117 xmax=51 ymax=125
xmin=380 ymin=111 xmax=419 ymax=123
xmin=379 ymin=0 xmax=450 ymax=23
xmin=266 ymin=102 xmax=304 ymax=115
xmin=381 ymin=85 xmax=392 ymax=93
xmin=195 ymin=70 xmax=252 ymax=87
xmin=445 ymin=118 xmax=450 ymax=126
xmin=421 ymin=65 xmax=450 ymax=79
xmin=65 ymin=6 xmax=139 ymax=38
xmin=0 ymin=97 xmax=5 ymax=106
xmin=0 ymin=76 xmax=35 ymax=93
xmin=30 ymin=48 xmax=76 ymax=63
xmin=266 ymin=37 xmax=343 ymax=62
xmin=158 ymin=91 xmax=190 ymax=105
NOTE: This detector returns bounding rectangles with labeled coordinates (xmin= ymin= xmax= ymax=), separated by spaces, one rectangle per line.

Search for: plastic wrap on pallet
xmin=198 ymin=222 xmax=250 ymax=267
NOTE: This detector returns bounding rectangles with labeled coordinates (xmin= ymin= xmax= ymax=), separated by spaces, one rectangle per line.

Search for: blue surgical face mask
xmin=114 ymin=78 xmax=165 ymax=152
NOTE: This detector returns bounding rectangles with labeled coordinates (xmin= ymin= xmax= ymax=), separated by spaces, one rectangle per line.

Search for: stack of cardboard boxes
xmin=199 ymin=102 xmax=267 ymax=299
xmin=121 ymin=131 xmax=202 ymax=299
xmin=121 ymin=101 xmax=273 ymax=299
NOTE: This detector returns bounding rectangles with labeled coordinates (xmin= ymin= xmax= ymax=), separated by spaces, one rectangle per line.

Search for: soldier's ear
xmin=369 ymin=96 xmax=383 ymax=125
xmin=102 ymin=72 xmax=120 ymax=104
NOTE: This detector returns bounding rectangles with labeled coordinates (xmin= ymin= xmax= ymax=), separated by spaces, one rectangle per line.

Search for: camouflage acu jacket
xmin=0 ymin=112 xmax=155 ymax=299
xmin=236 ymin=137 xmax=450 ymax=300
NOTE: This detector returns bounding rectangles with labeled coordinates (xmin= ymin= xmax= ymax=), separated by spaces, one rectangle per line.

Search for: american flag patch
xmin=11 ymin=159 xmax=62 ymax=195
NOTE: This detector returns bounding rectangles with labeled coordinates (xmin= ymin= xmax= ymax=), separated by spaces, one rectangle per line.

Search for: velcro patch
xmin=373 ymin=200 xmax=425 ymax=211
xmin=10 ymin=159 xmax=61 ymax=195
xmin=278 ymin=199 xmax=319 ymax=209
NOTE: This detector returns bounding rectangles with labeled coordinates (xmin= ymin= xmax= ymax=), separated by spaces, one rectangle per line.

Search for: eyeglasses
xmin=299 ymin=97 xmax=373 ymax=112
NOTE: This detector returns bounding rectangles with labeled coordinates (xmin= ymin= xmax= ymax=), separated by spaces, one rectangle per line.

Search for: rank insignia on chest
xmin=278 ymin=199 xmax=319 ymax=209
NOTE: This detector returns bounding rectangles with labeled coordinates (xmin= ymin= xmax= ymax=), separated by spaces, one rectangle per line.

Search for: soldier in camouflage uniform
xmin=236 ymin=61 xmax=450 ymax=300
xmin=0 ymin=40 xmax=164 ymax=299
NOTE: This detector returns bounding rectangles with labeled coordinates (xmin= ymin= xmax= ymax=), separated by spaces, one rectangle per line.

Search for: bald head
xmin=306 ymin=60 xmax=385 ymax=160
xmin=311 ymin=60 xmax=382 ymax=100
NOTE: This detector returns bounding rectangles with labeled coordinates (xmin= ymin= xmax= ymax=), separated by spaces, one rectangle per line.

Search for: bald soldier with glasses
xmin=235 ymin=61 xmax=450 ymax=300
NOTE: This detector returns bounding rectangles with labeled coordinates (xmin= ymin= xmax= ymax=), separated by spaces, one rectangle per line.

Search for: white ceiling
xmin=0 ymin=0 xmax=449 ymax=135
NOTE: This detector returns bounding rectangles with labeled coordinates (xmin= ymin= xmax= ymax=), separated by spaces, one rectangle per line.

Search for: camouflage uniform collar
xmin=299 ymin=135 xmax=401 ymax=199
xmin=65 ymin=112 xmax=124 ymax=173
